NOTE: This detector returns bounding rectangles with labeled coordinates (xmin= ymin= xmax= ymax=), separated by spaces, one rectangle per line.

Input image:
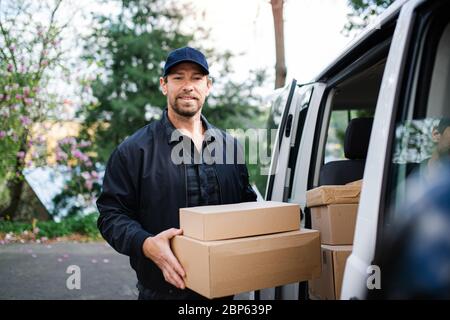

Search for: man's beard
xmin=171 ymin=98 xmax=202 ymax=117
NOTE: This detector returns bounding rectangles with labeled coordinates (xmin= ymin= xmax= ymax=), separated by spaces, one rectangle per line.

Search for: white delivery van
xmin=259 ymin=0 xmax=450 ymax=300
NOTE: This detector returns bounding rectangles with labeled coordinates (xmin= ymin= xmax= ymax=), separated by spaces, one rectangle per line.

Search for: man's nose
xmin=181 ymin=82 xmax=194 ymax=92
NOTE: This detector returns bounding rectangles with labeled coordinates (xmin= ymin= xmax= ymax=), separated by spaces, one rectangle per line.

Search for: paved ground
xmin=0 ymin=242 xmax=138 ymax=300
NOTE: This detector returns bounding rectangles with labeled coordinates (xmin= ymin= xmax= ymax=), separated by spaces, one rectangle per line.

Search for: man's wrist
xmin=142 ymin=236 xmax=154 ymax=259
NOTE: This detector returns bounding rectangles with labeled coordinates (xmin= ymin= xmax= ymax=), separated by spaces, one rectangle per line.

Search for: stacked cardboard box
xmin=306 ymin=180 xmax=362 ymax=300
xmin=171 ymin=201 xmax=321 ymax=299
xmin=309 ymin=245 xmax=352 ymax=299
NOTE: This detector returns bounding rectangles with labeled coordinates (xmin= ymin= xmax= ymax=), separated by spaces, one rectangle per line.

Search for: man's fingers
xmin=163 ymin=265 xmax=185 ymax=289
xmin=163 ymin=254 xmax=186 ymax=285
xmin=166 ymin=251 xmax=186 ymax=278
xmin=162 ymin=228 xmax=183 ymax=239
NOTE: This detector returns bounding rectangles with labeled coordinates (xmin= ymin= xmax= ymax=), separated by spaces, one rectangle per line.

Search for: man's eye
xmin=173 ymin=77 xmax=182 ymax=80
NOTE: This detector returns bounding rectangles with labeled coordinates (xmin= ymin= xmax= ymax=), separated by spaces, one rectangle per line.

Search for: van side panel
xmin=341 ymin=0 xmax=426 ymax=300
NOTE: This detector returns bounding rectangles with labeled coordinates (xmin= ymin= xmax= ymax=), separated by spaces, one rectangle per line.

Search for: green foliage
xmin=344 ymin=0 xmax=395 ymax=35
xmin=0 ymin=213 xmax=100 ymax=239
xmin=79 ymin=0 xmax=195 ymax=162
xmin=78 ymin=0 xmax=268 ymax=190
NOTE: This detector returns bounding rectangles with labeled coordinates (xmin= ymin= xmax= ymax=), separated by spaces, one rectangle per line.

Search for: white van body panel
xmin=340 ymin=0 xmax=426 ymax=300
xmin=270 ymin=88 xmax=303 ymax=202
xmin=290 ymin=83 xmax=327 ymax=210
xmin=314 ymin=0 xmax=408 ymax=82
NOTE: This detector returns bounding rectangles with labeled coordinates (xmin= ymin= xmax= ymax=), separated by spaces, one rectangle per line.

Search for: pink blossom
xmin=24 ymin=98 xmax=33 ymax=105
xmin=17 ymin=151 xmax=25 ymax=159
xmin=15 ymin=94 xmax=22 ymax=100
xmin=23 ymin=87 xmax=30 ymax=96
xmin=40 ymin=60 xmax=49 ymax=67
xmin=79 ymin=140 xmax=91 ymax=148
xmin=20 ymin=116 xmax=32 ymax=126
xmin=7 ymin=64 xmax=13 ymax=72
xmin=55 ymin=150 xmax=68 ymax=161
xmin=72 ymin=149 xmax=82 ymax=158
xmin=81 ymin=171 xmax=91 ymax=180
xmin=60 ymin=137 xmax=76 ymax=145
xmin=85 ymin=160 xmax=93 ymax=167
xmin=0 ymin=131 xmax=6 ymax=139
xmin=85 ymin=180 xmax=93 ymax=190
xmin=90 ymin=171 xmax=99 ymax=179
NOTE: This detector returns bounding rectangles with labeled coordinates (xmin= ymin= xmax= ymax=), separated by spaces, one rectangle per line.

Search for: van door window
xmin=325 ymin=109 xmax=375 ymax=163
xmin=383 ymin=9 xmax=450 ymax=225
xmin=311 ymin=58 xmax=385 ymax=187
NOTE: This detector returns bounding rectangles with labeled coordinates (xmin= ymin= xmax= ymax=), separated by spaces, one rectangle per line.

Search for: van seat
xmin=319 ymin=117 xmax=373 ymax=185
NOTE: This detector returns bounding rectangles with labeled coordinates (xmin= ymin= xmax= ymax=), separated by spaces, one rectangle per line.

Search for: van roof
xmin=312 ymin=0 xmax=410 ymax=82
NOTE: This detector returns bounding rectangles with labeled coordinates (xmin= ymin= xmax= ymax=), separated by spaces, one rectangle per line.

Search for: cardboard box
xmin=180 ymin=201 xmax=300 ymax=241
xmin=306 ymin=185 xmax=361 ymax=208
xmin=346 ymin=179 xmax=363 ymax=186
xmin=172 ymin=229 xmax=321 ymax=299
xmin=309 ymin=245 xmax=352 ymax=300
xmin=311 ymin=204 xmax=358 ymax=245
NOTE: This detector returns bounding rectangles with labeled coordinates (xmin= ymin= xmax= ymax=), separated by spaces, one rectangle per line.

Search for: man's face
xmin=437 ymin=126 xmax=450 ymax=156
xmin=160 ymin=62 xmax=212 ymax=118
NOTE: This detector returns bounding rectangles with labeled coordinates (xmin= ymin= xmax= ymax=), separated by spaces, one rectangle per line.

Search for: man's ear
xmin=160 ymin=77 xmax=167 ymax=96
xmin=205 ymin=77 xmax=212 ymax=96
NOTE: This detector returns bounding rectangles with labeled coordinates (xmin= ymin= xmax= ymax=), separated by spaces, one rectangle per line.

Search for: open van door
xmin=342 ymin=0 xmax=450 ymax=299
xmin=260 ymin=79 xmax=326 ymax=299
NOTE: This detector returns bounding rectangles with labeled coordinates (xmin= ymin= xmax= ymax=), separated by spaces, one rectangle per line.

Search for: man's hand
xmin=142 ymin=228 xmax=186 ymax=289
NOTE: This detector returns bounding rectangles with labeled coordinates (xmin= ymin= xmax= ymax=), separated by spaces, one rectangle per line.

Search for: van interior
xmin=313 ymin=58 xmax=387 ymax=187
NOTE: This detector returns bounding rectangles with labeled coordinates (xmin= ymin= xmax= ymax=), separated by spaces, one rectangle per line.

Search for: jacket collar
xmin=161 ymin=108 xmax=218 ymax=145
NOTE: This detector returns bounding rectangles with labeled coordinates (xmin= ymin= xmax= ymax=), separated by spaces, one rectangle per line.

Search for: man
xmin=96 ymin=46 xmax=257 ymax=300
xmin=419 ymin=118 xmax=450 ymax=176
xmin=429 ymin=118 xmax=450 ymax=165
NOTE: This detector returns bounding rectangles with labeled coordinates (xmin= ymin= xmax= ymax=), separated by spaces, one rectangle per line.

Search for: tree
xmin=270 ymin=0 xmax=286 ymax=89
xmin=79 ymin=0 xmax=267 ymax=162
xmin=40 ymin=0 xmax=270 ymax=213
xmin=0 ymin=0 xmax=73 ymax=220
xmin=344 ymin=0 xmax=395 ymax=35
xmin=79 ymin=0 xmax=197 ymax=162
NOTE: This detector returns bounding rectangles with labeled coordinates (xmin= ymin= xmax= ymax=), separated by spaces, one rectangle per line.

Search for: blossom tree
xmin=0 ymin=0 xmax=73 ymax=219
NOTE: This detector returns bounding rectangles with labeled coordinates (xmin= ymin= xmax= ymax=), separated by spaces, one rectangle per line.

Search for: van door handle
xmin=285 ymin=114 xmax=293 ymax=137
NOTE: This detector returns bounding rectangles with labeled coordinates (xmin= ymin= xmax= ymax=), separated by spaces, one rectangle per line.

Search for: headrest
xmin=344 ymin=117 xmax=373 ymax=160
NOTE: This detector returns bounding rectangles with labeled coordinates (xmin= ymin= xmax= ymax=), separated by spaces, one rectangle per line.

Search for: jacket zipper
xmin=212 ymin=164 xmax=223 ymax=204
xmin=183 ymin=163 xmax=188 ymax=207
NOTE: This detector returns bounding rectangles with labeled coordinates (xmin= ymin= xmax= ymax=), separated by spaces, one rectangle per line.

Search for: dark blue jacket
xmin=97 ymin=111 xmax=257 ymax=291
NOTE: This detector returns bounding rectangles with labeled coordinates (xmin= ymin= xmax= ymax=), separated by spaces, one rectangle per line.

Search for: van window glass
xmin=325 ymin=109 xmax=375 ymax=163
xmin=385 ymin=20 xmax=450 ymax=223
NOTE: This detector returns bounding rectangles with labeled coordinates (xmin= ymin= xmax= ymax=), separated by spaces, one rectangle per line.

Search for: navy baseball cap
xmin=163 ymin=46 xmax=209 ymax=77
